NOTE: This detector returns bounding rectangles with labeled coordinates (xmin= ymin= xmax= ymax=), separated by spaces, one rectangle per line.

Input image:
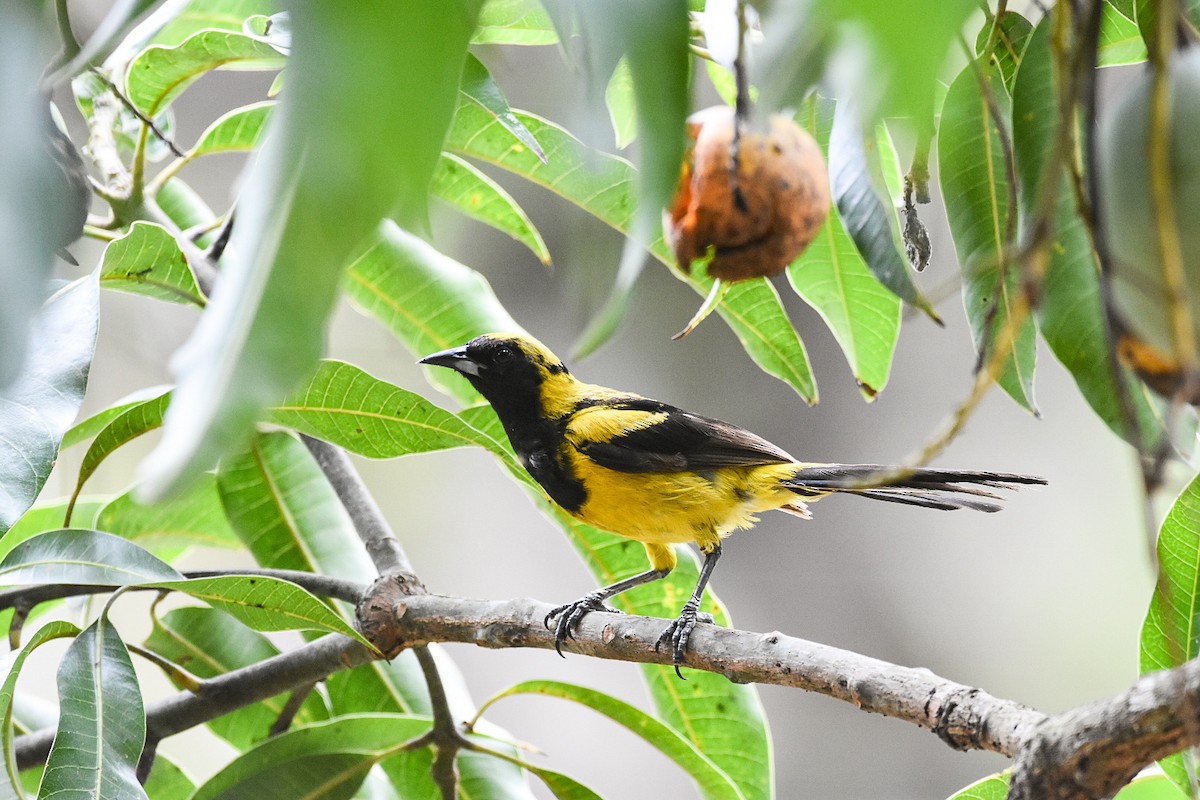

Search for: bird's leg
xmin=656 ymin=544 xmax=722 ymax=679
xmin=544 ymin=567 xmax=672 ymax=657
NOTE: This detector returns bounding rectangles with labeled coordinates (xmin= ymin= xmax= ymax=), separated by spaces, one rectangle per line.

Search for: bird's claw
xmin=655 ymin=602 xmax=712 ymax=679
xmin=544 ymin=593 xmax=622 ymax=657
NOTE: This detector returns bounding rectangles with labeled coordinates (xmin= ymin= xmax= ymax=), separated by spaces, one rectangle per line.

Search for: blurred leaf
xmin=1098 ymin=3 xmax=1146 ymax=66
xmin=155 ymin=575 xmax=371 ymax=644
xmin=190 ymin=715 xmax=432 ymax=800
xmin=481 ymin=680 xmax=744 ymax=800
xmin=143 ymin=755 xmax=196 ymax=800
xmin=216 ymin=431 xmax=376 ymax=579
xmin=68 ymin=391 xmax=171 ymax=520
xmin=144 ymin=606 xmax=328 ymax=749
xmin=605 ymin=58 xmax=637 ymax=149
xmin=0 ymin=529 xmax=182 ymax=586
xmin=446 ymin=103 xmax=817 ymax=403
xmin=0 ymin=621 xmax=80 ymax=797
xmin=974 ymin=11 xmax=1033 ymax=92
xmin=1140 ymin=471 xmax=1200 ymax=796
xmin=813 ymin=0 xmax=976 ymax=119
xmin=99 ymin=222 xmax=204 ymax=305
xmin=125 ymin=29 xmax=283 ymax=115
xmin=946 ymin=772 xmax=1009 ymax=799
xmin=571 ymin=0 xmax=689 ymax=356
xmin=62 ymin=385 xmax=170 ymax=449
xmin=938 ymin=63 xmax=1037 ymax=412
xmin=0 ymin=275 xmax=100 ymax=534
xmin=828 ymin=99 xmax=939 ymax=321
xmin=0 ymin=7 xmax=73 ymax=389
xmin=139 ymin=1 xmax=483 ymax=498
xmin=40 ymin=618 xmax=147 ymax=800
xmin=344 ymin=221 xmax=519 ymax=406
xmin=1012 ymin=17 xmax=1161 ymax=447
xmin=460 ymin=405 xmax=774 ymax=800
xmin=789 ymin=100 xmax=899 ymax=400
xmin=189 ymin=100 xmax=273 ymax=157
xmin=47 ymin=0 xmax=161 ymax=82
xmin=96 ymin=475 xmax=240 ymax=558
xmin=473 ymin=0 xmax=558 ymax=45
xmin=1134 ymin=0 xmax=1200 ymax=57
xmin=272 ymin=361 xmax=502 ymax=458
xmin=430 ymin=153 xmax=551 ymax=264
xmin=460 ymin=53 xmax=546 ymax=162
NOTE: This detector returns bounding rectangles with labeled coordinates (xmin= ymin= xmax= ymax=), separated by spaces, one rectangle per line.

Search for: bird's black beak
xmin=418 ymin=345 xmax=481 ymax=376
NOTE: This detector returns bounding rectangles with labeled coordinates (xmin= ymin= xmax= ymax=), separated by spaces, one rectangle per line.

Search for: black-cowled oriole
xmin=421 ymin=333 xmax=1044 ymax=676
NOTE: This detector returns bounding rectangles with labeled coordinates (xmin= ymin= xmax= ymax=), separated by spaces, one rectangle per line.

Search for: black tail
xmin=781 ymin=464 xmax=1046 ymax=512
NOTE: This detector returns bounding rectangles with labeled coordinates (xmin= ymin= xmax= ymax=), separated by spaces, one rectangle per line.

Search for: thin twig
xmin=269 ymin=683 xmax=317 ymax=736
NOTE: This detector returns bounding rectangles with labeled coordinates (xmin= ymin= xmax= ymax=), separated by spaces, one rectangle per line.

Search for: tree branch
xmin=15 ymin=633 xmax=372 ymax=769
xmin=356 ymin=583 xmax=1042 ymax=757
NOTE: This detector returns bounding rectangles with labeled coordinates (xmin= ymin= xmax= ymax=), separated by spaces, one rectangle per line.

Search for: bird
xmin=420 ymin=333 xmax=1045 ymax=677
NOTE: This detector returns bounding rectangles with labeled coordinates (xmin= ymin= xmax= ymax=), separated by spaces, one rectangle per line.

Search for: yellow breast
xmin=564 ymin=452 xmax=800 ymax=551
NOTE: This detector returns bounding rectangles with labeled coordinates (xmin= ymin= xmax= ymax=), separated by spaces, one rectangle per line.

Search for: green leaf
xmin=217 ymin=431 xmax=376 ymax=579
xmin=605 ymin=59 xmax=637 ymax=149
xmin=1116 ymin=774 xmax=1192 ymax=799
xmin=191 ymin=714 xmax=433 ymax=800
xmin=95 ymin=475 xmax=240 ymax=558
xmin=39 ymin=618 xmax=147 ymax=800
xmin=1140 ymin=471 xmax=1200 ymax=796
xmin=125 ymin=29 xmax=283 ymax=115
xmin=68 ymin=391 xmax=171 ymax=519
xmin=142 ymin=756 xmax=196 ymax=800
xmin=154 ymin=177 xmax=217 ymax=234
xmin=938 ymin=63 xmax=1038 ymax=412
xmin=139 ymin=2 xmax=483 ymax=498
xmin=0 ymin=621 xmax=80 ymax=797
xmin=974 ymin=11 xmax=1033 ymax=93
xmin=189 ymin=100 xmax=273 ymax=157
xmin=155 ymin=575 xmax=370 ymax=644
xmin=344 ymin=221 xmax=520 ymax=406
xmin=61 ymin=386 xmax=169 ymax=449
xmin=946 ymin=772 xmax=1009 ymax=800
xmin=143 ymin=0 xmax=281 ymax=49
xmin=446 ymin=103 xmax=817 ymax=402
xmin=0 ymin=6 xmax=81 ymax=389
xmin=459 ymin=405 xmax=774 ymax=800
xmin=828 ymin=99 xmax=939 ymax=321
xmin=0 ymin=529 xmax=183 ymax=586
xmin=0 ymin=275 xmax=100 ymax=534
xmin=481 ymin=681 xmax=744 ymax=800
xmin=1098 ymin=2 xmax=1147 ymax=66
xmin=271 ymin=361 xmax=504 ymax=459
xmin=459 ymin=53 xmax=546 ymax=163
xmin=99 ymin=222 xmax=204 ymax=305
xmin=430 ymin=153 xmax=550 ymax=264
xmin=788 ymin=100 xmax=899 ymax=400
xmin=1 ymin=501 xmax=106 ymax=563
xmin=1012 ymin=17 xmax=1161 ymax=447
xmin=473 ymin=0 xmax=558 ymax=45
xmin=144 ymin=606 xmax=329 ymax=749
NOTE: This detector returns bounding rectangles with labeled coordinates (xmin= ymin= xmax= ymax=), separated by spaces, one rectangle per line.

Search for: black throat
xmin=467 ymin=369 xmax=588 ymax=514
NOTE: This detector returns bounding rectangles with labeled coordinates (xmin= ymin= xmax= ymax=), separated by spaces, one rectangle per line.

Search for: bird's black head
xmin=419 ymin=333 xmax=572 ymax=423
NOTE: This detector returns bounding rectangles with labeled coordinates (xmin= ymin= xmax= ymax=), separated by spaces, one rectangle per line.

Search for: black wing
xmin=567 ymin=396 xmax=796 ymax=473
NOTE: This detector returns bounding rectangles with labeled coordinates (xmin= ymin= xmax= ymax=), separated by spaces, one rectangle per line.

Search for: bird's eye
xmin=493 ymin=346 xmax=514 ymax=365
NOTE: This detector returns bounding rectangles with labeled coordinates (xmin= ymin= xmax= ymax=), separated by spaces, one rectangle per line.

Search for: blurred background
xmin=35 ymin=2 xmax=1180 ymax=797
